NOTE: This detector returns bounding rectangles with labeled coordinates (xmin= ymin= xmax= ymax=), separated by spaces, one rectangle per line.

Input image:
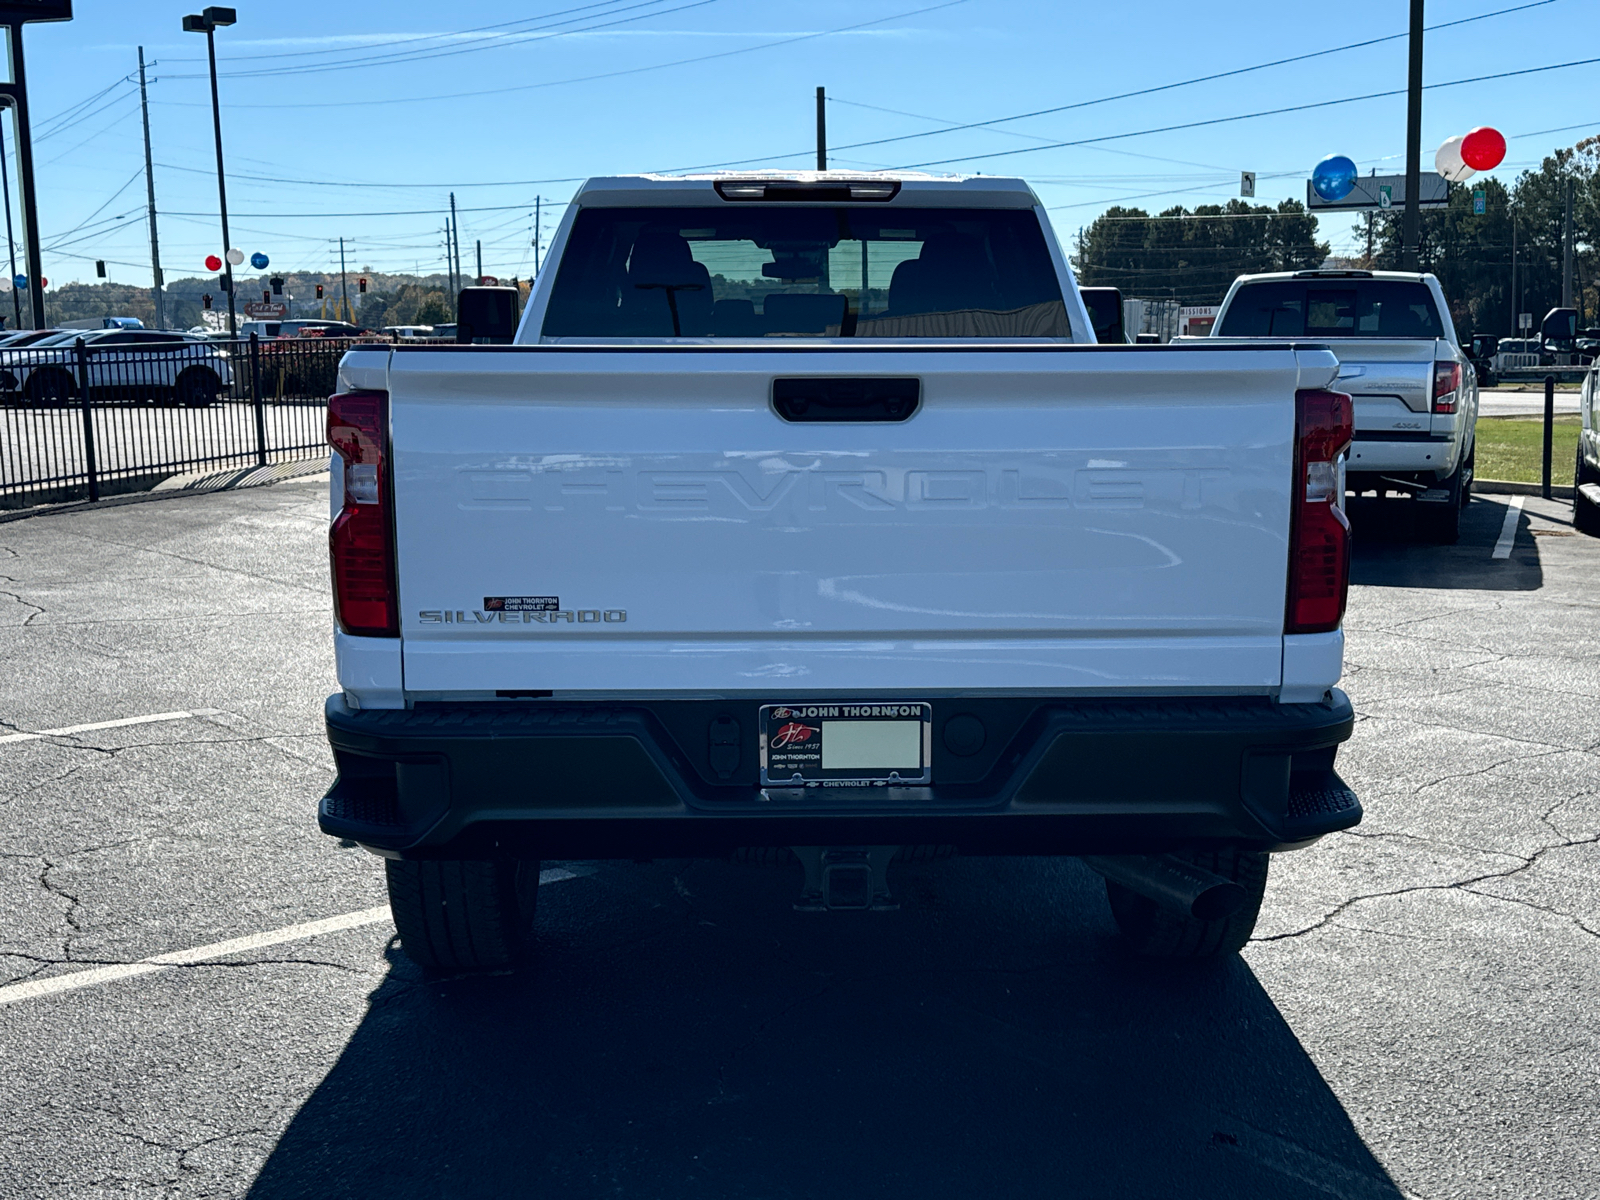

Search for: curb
xmin=1473 ymin=479 xmax=1575 ymax=500
xmin=151 ymin=457 xmax=330 ymax=494
xmin=0 ymin=456 xmax=329 ymax=524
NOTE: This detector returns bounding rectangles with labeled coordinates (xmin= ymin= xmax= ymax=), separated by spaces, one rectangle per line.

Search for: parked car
xmin=1468 ymin=332 xmax=1499 ymax=387
xmin=1576 ymin=362 xmax=1600 ymax=535
xmin=381 ymin=325 xmax=436 ymax=339
xmin=0 ymin=329 xmax=233 ymax=407
xmin=1493 ymin=338 xmax=1544 ymax=371
xmin=317 ymin=171 xmax=1364 ymax=973
xmin=1212 ymin=269 xmax=1478 ymax=542
xmin=280 ymin=320 xmax=372 ymax=338
xmin=428 ymin=322 xmax=457 ymax=340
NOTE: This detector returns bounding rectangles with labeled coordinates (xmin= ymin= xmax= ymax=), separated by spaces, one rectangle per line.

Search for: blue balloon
xmin=1312 ymin=155 xmax=1358 ymax=202
xmin=12 ymin=274 xmax=26 ymax=290
xmin=250 ymin=252 xmax=269 ymax=270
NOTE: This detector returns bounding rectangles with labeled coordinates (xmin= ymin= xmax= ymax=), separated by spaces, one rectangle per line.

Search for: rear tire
xmin=175 ymin=366 xmax=221 ymax=408
xmin=385 ymin=858 xmax=540 ymax=973
xmin=1420 ymin=458 xmax=1465 ymax=544
xmin=24 ymin=368 xmax=76 ymax=408
xmin=1575 ymin=446 xmax=1600 ymax=536
xmin=1104 ymin=848 xmax=1269 ymax=959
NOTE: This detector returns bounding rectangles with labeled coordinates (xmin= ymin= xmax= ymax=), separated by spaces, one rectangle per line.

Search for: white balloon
xmin=1435 ymin=135 xmax=1476 ymax=182
xmin=225 ymin=247 xmax=244 ymax=265
xmin=0 ymin=277 xmax=11 ymax=293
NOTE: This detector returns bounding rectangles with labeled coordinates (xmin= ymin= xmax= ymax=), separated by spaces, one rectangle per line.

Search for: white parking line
xmin=0 ymin=709 xmax=226 ymax=746
xmin=1491 ymin=496 xmax=1526 ymax=559
xmin=0 ymin=868 xmax=584 ymax=1010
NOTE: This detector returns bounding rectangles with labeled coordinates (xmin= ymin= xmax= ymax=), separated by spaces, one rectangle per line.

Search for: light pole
xmin=182 ymin=6 xmax=238 ymax=335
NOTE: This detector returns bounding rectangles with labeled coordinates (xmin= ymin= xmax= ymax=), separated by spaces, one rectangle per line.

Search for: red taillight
xmin=328 ymin=390 xmax=397 ymax=637
xmin=1432 ymin=361 xmax=1462 ymax=413
xmin=1287 ymin=388 xmax=1353 ymax=635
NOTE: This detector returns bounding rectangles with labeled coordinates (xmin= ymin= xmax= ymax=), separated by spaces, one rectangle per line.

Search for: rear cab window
xmin=541 ymin=206 xmax=1071 ymax=339
xmin=1218 ymin=279 xmax=1443 ymax=338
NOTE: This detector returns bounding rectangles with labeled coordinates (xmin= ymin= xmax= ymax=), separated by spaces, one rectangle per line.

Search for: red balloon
xmin=39 ymin=277 xmax=47 ymax=288
xmin=1460 ymin=126 xmax=1506 ymax=172
xmin=205 ymin=254 xmax=222 ymax=272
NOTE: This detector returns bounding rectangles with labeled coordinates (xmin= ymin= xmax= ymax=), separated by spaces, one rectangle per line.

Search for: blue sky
xmin=12 ymin=0 xmax=1599 ymax=290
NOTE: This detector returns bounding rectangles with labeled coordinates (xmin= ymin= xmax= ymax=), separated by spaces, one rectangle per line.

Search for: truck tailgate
xmin=386 ymin=345 xmax=1333 ymax=695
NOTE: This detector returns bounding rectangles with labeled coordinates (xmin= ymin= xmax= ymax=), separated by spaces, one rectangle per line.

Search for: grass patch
xmin=1474 ymin=414 xmax=1580 ymax=485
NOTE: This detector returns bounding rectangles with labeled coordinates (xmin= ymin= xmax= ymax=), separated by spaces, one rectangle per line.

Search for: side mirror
xmin=455 ymin=287 xmax=522 ymax=344
xmin=1079 ymin=287 xmax=1125 ymax=344
xmin=1540 ymin=306 xmax=1577 ymax=352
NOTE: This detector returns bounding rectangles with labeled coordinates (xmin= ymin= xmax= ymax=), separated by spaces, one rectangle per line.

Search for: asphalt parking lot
xmin=0 ymin=476 xmax=1595 ymax=1199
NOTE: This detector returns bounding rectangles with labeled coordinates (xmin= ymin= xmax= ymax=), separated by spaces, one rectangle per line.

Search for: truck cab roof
xmin=572 ymin=171 xmax=1044 ymax=210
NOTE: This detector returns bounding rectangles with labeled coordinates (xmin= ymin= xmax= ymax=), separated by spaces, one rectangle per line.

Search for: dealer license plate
xmin=759 ymin=702 xmax=932 ymax=787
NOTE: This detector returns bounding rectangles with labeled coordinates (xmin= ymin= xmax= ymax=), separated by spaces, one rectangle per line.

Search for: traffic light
xmin=202 ymin=294 xmax=213 ymax=310
xmin=270 ymin=276 xmax=283 ymax=296
xmin=358 ymin=277 xmax=367 ymax=294
xmin=262 ymin=290 xmax=271 ymax=304
xmin=315 ymin=283 xmax=324 ymax=299
xmin=219 ymin=274 xmax=231 ymax=293
xmin=95 ymin=260 xmax=106 ymax=278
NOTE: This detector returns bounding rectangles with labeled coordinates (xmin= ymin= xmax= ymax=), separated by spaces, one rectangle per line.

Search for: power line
xmin=894 ymin=56 xmax=1600 ymax=171
xmin=170 ymin=0 xmax=971 ymax=109
xmin=154 ymin=161 xmax=586 ymax=190
xmin=170 ymin=0 xmax=718 ymax=81
xmin=666 ymin=0 xmax=1563 ymax=173
xmin=170 ymin=0 xmax=657 ymax=64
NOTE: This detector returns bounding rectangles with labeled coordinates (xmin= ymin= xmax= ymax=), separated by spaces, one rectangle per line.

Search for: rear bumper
xmin=319 ymin=690 xmax=1362 ymax=859
xmin=1348 ymin=432 xmax=1459 ymax=481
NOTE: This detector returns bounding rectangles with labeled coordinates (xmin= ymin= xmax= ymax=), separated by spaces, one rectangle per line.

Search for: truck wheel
xmin=1104 ymin=848 xmax=1269 ymax=959
xmin=175 ymin=366 xmax=221 ymax=408
xmin=1575 ymin=447 xmax=1600 ymax=536
xmin=24 ymin=369 xmax=76 ymax=408
xmin=1419 ymin=462 xmax=1464 ymax=544
xmin=384 ymin=858 xmax=540 ymax=973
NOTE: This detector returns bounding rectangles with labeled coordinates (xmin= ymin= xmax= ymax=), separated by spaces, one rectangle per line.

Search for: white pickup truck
xmin=319 ymin=172 xmax=1363 ymax=971
xmin=1212 ymin=269 xmax=1478 ymax=542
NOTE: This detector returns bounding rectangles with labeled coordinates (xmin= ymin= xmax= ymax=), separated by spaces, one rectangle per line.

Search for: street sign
xmin=1306 ymin=172 xmax=1446 ymax=211
xmin=1240 ymin=172 xmax=1255 ymax=198
xmin=1472 ymin=188 xmax=1486 ymax=215
xmin=244 ymin=300 xmax=285 ymax=319
xmin=0 ymin=3 xmax=73 ymax=21
xmin=1519 ymin=312 xmax=1533 ymax=332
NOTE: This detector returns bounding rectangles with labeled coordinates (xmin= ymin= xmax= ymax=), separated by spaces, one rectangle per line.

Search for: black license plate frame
xmin=759 ymin=702 xmax=933 ymax=787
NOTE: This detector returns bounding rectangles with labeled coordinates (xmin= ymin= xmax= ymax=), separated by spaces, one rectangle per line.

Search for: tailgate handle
xmin=772 ymin=377 xmax=920 ymax=423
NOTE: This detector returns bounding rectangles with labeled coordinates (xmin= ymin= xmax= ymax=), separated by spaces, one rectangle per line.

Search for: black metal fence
xmin=0 ymin=334 xmax=376 ymax=510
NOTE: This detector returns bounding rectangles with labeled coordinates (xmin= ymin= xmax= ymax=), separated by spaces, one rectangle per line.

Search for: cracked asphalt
xmin=0 ymin=477 xmax=1596 ymax=1199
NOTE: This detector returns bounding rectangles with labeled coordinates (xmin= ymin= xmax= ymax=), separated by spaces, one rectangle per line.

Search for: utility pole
xmin=475 ymin=238 xmax=482 ymax=286
xmin=449 ymin=192 xmax=461 ymax=316
xmin=816 ymin=86 xmax=827 ymax=171
xmin=1562 ymin=176 xmax=1574 ymax=308
xmin=339 ymin=235 xmax=350 ymax=323
xmin=136 ymin=47 xmax=165 ymax=330
xmin=533 ymin=196 xmax=541 ymax=275
xmin=183 ymin=7 xmax=240 ymax=335
xmin=0 ymin=14 xmax=52 ymax=328
xmin=1401 ymin=0 xmax=1424 ymax=270
xmin=0 ymin=117 xmax=20 ymax=330
xmin=1510 ymin=209 xmax=1517 ymax=333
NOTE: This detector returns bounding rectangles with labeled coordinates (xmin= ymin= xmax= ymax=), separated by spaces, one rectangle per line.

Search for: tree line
xmin=1072 ymin=138 xmax=1600 ymax=338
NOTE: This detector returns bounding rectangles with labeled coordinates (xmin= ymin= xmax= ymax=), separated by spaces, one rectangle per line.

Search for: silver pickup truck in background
xmin=1212 ymin=269 xmax=1477 ymax=542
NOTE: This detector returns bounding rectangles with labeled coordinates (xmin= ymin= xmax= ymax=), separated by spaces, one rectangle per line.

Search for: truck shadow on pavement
xmin=247 ymin=857 xmax=1405 ymax=1200
xmin=1348 ymin=494 xmax=1543 ymax=590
